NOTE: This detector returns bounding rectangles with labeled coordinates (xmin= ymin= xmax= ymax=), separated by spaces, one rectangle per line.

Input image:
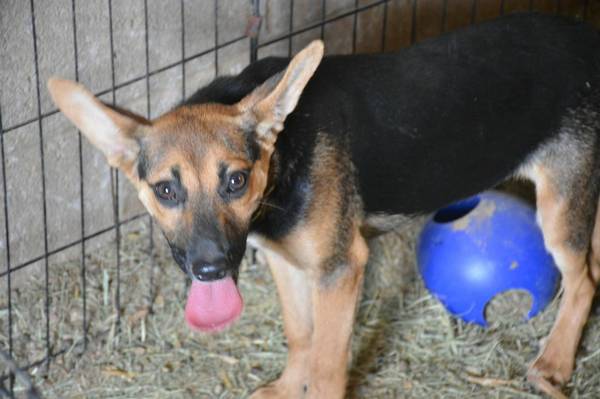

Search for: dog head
xmin=47 ymin=40 xmax=324 ymax=332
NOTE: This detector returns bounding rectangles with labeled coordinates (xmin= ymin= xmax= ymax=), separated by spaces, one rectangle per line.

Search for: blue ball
xmin=417 ymin=191 xmax=560 ymax=326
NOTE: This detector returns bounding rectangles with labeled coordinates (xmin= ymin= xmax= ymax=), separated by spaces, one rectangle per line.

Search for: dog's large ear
xmin=47 ymin=78 xmax=148 ymax=177
xmin=238 ymin=40 xmax=324 ymax=148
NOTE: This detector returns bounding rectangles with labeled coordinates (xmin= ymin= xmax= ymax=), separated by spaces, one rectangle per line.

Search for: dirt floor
xmin=3 ymin=214 xmax=600 ymax=398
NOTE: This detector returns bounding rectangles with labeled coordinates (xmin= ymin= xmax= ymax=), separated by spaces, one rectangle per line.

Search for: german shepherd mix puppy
xmin=48 ymin=13 xmax=599 ymax=399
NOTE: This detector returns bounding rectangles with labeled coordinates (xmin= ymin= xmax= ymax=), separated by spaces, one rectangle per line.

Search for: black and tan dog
xmin=48 ymin=13 xmax=599 ymax=399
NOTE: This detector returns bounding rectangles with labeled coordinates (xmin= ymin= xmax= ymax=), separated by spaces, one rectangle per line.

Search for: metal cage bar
xmin=214 ymin=0 xmax=219 ymax=77
xmin=143 ymin=0 xmax=156 ymax=318
xmin=71 ymin=0 xmax=89 ymax=353
xmin=107 ymin=0 xmax=122 ymax=339
xmin=251 ymin=0 xmax=260 ymax=63
xmin=29 ymin=0 xmax=52 ymax=373
xmin=0 ymin=101 xmax=14 ymax=396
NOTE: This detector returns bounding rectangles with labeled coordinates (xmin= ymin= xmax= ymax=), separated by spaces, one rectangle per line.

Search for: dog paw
xmin=527 ymin=352 xmax=573 ymax=399
xmin=249 ymin=381 xmax=306 ymax=399
xmin=249 ymin=384 xmax=282 ymax=399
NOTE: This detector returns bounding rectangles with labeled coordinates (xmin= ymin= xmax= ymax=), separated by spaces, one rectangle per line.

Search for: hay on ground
xmin=2 ymin=214 xmax=600 ymax=398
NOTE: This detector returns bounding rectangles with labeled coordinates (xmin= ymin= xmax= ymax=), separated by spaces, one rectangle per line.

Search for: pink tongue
xmin=185 ymin=276 xmax=243 ymax=333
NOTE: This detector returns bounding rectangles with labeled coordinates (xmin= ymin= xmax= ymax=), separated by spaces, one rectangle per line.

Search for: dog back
xmin=185 ymin=13 xmax=600 ymax=217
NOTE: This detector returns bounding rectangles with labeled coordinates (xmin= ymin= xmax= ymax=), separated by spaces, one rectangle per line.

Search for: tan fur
xmin=249 ymin=222 xmax=368 ymax=399
xmin=588 ymin=201 xmax=600 ymax=283
xmin=250 ymin=249 xmax=312 ymax=399
xmin=239 ymin=41 xmax=324 ymax=148
xmin=47 ymin=78 xmax=146 ymax=174
xmin=522 ymin=165 xmax=599 ymax=399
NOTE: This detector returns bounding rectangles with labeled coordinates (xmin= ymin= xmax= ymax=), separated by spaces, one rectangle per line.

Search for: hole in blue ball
xmin=433 ymin=196 xmax=480 ymax=223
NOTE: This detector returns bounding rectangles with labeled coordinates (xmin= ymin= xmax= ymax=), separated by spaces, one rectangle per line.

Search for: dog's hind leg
xmin=521 ymin=126 xmax=600 ymax=398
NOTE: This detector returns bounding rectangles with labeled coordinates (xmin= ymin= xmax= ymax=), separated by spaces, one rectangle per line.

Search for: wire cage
xmin=1 ymin=0 xmax=599 ymax=397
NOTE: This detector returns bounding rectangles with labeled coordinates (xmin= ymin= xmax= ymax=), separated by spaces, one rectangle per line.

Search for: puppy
xmin=48 ymin=13 xmax=599 ymax=399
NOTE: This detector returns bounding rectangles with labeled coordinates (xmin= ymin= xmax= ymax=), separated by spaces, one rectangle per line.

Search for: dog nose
xmin=187 ymin=238 xmax=232 ymax=281
xmin=191 ymin=262 xmax=227 ymax=281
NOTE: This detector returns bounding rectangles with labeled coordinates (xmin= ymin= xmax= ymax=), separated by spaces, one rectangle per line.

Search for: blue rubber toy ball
xmin=417 ymin=191 xmax=560 ymax=326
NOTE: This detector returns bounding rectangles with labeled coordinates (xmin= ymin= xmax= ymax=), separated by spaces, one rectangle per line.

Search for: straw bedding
xmin=3 ymin=212 xmax=600 ymax=398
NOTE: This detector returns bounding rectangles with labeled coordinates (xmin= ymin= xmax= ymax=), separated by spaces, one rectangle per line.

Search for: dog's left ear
xmin=47 ymin=78 xmax=150 ymax=179
xmin=238 ymin=40 xmax=324 ymax=148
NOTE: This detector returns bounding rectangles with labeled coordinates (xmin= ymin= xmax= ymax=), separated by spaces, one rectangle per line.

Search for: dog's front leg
xmin=307 ymin=240 xmax=367 ymax=399
xmin=250 ymin=248 xmax=313 ymax=399
xmin=250 ymin=228 xmax=368 ymax=399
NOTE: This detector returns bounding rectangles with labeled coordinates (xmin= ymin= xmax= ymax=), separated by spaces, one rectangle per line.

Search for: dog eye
xmin=228 ymin=171 xmax=247 ymax=193
xmin=154 ymin=181 xmax=177 ymax=201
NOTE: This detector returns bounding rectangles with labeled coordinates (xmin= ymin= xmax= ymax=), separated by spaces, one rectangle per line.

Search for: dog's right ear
xmin=237 ymin=40 xmax=324 ymax=150
xmin=47 ymin=78 xmax=148 ymax=177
